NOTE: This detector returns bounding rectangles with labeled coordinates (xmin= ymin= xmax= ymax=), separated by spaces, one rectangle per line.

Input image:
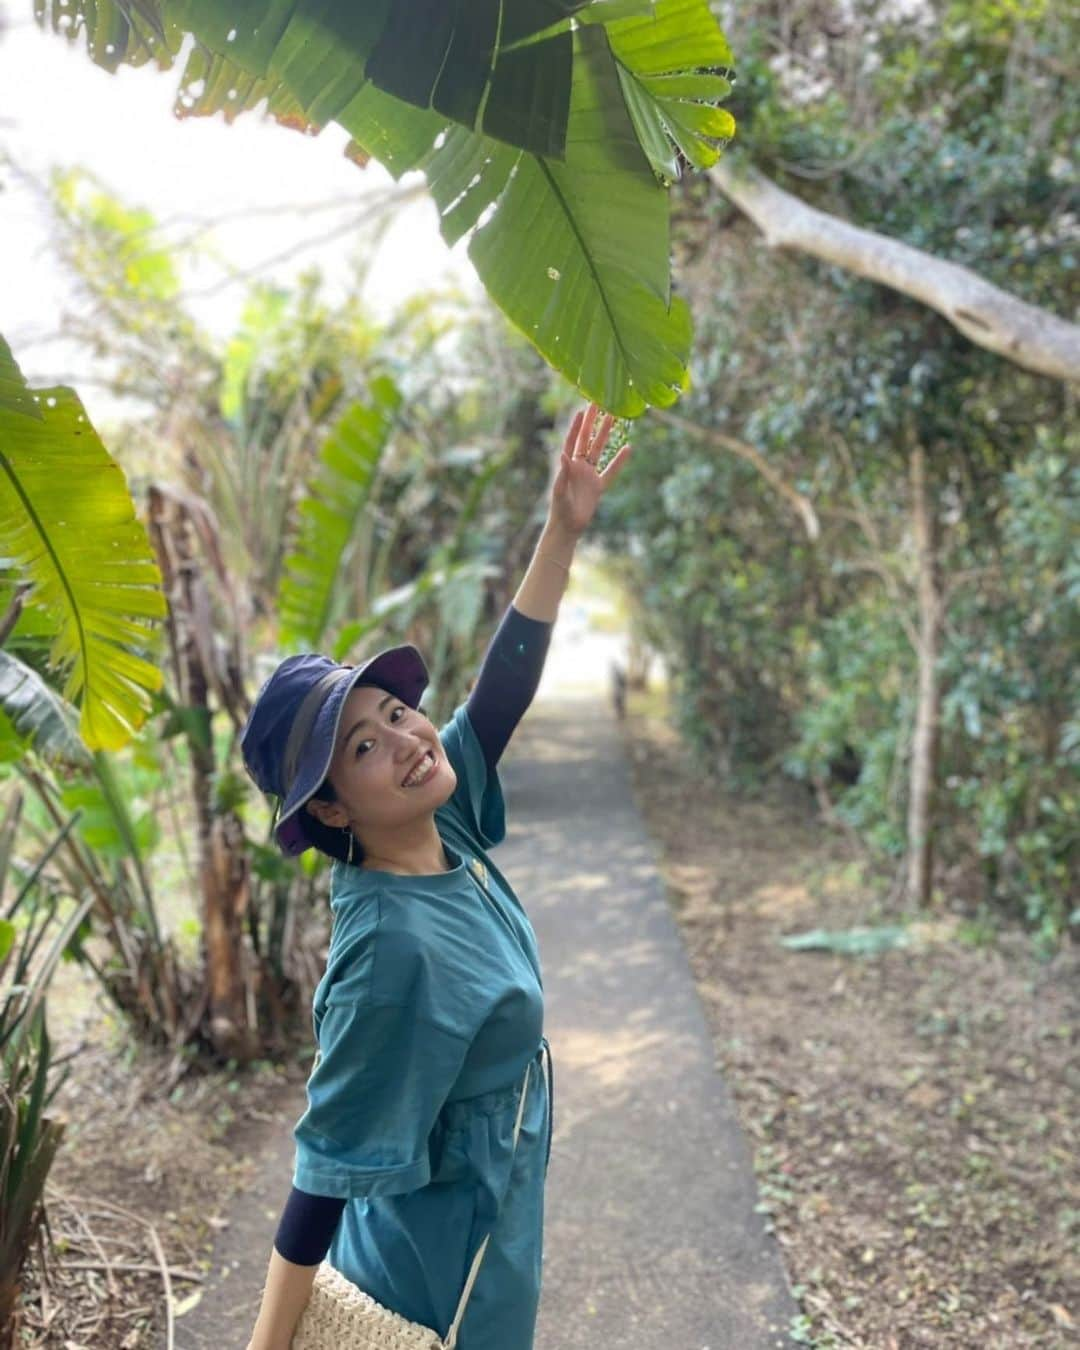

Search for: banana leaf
xmin=278 ymin=375 xmax=402 ymax=650
xmin=38 ymin=0 xmax=595 ymax=156
xmin=779 ymin=926 xmax=912 ymax=956
xmin=0 ymin=651 xmax=91 ymax=769
xmin=34 ymin=0 xmax=736 ymax=416
xmin=0 ymin=335 xmax=167 ymax=751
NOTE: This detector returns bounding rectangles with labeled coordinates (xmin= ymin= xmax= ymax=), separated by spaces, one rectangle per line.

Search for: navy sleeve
xmin=273 ymin=1186 xmax=346 ymax=1266
xmin=465 ymin=604 xmax=552 ymax=770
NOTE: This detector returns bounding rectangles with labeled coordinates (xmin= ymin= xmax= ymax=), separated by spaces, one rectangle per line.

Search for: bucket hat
xmin=240 ymin=644 xmax=429 ymax=857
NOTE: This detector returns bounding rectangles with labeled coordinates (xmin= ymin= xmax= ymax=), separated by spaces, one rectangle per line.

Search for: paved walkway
xmin=178 ymin=688 xmax=798 ymax=1349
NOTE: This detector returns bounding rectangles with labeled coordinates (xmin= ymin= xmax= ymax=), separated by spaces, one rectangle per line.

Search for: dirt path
xmin=618 ymin=694 xmax=1080 ymax=1349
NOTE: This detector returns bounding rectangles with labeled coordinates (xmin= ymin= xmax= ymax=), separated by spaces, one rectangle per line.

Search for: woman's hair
xmin=302 ymin=776 xmax=365 ymax=864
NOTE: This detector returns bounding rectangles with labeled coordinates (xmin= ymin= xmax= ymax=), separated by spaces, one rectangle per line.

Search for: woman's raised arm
xmin=466 ymin=403 xmax=633 ymax=768
xmin=466 ymin=604 xmax=554 ymax=770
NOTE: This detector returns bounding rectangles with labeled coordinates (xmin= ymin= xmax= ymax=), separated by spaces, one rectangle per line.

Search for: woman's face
xmin=304 ymin=683 xmax=456 ymax=834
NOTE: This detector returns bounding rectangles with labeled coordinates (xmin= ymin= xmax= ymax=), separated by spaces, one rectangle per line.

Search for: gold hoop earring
xmin=342 ymin=827 xmax=355 ymax=866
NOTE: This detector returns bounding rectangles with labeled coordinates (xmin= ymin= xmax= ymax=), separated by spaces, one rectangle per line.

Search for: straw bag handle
xmin=441 ymin=1054 xmax=532 ymax=1349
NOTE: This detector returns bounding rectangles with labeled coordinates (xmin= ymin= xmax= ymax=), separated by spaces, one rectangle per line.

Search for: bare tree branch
xmin=182 ymin=182 xmax=427 ymax=299
xmin=843 ymin=558 xmax=919 ymax=652
xmin=650 ymin=408 xmax=821 ymax=540
xmin=710 ymin=160 xmax=1080 ymax=384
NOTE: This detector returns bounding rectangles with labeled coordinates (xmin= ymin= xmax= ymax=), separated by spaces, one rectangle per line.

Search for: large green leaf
xmin=277 ymin=376 xmax=402 ymax=649
xmin=608 ymin=0 xmax=735 ymax=180
xmin=34 ymin=0 xmax=179 ymax=71
xmin=0 ymin=336 xmax=166 ymax=751
xmin=335 ymin=9 xmax=728 ymax=413
xmin=421 ymin=24 xmax=691 ymax=415
xmin=36 ymin=0 xmax=736 ymax=414
xmin=39 ymin=0 xmax=598 ymax=157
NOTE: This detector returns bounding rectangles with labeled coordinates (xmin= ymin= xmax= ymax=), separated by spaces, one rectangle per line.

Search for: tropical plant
xmin=40 ymin=169 xmax=567 ymax=723
xmin=20 ymin=165 xmax=601 ymax=1067
xmin=0 ymin=787 xmax=96 ymax=1350
xmin=0 ymin=648 xmax=201 ymax=1057
xmin=0 ymin=335 xmax=166 ymax=752
xmin=36 ymin=0 xmax=737 ymax=415
xmin=594 ymin=0 xmax=1078 ymax=939
xmin=278 ymin=367 xmax=515 ymax=717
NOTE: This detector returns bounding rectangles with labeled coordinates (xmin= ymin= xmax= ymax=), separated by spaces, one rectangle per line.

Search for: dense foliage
xmin=597 ymin=0 xmax=1078 ymax=941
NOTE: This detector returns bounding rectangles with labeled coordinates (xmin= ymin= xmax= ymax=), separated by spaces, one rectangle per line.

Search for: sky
xmin=0 ymin=6 xmax=483 ymax=421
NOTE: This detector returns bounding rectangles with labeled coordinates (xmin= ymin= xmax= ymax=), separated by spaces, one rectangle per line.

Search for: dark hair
xmin=301 ymin=776 xmax=364 ymax=865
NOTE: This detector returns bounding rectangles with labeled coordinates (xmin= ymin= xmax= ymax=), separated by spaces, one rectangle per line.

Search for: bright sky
xmin=0 ymin=7 xmax=483 ymax=421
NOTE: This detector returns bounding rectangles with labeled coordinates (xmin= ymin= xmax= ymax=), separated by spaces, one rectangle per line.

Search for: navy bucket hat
xmin=240 ymin=644 xmax=429 ymax=857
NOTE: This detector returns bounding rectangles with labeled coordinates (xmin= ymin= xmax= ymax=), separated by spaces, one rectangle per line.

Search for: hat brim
xmin=273 ymin=644 xmax=428 ymax=857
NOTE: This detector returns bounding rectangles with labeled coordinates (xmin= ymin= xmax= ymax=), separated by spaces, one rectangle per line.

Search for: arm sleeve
xmin=273 ymin=1187 xmax=346 ymax=1266
xmin=291 ymin=1002 xmax=471 ymax=1200
xmin=465 ymin=603 xmax=552 ymax=770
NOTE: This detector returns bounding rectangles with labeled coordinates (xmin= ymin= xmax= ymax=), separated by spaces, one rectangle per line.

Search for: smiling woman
xmin=304 ymin=683 xmax=461 ymax=876
xmin=238 ymin=402 xmax=628 ymax=1350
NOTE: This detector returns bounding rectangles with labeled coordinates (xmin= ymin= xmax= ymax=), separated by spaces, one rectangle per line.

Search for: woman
xmin=241 ymin=403 xmax=631 ymax=1350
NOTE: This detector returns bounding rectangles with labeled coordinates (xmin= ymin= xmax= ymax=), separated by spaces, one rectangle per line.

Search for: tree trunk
xmin=906 ymin=444 xmax=942 ymax=908
xmin=147 ymin=486 xmax=259 ymax=1062
xmin=710 ymin=160 xmax=1080 ymax=384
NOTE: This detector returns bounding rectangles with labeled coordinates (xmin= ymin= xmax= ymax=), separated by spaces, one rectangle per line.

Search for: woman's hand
xmin=548 ymin=402 xmax=633 ymax=539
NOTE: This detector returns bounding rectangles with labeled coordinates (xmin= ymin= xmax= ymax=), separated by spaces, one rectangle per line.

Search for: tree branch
xmin=843 ymin=557 xmax=919 ymax=652
xmin=650 ymin=408 xmax=821 ymax=540
xmin=710 ymin=160 xmax=1080 ymax=384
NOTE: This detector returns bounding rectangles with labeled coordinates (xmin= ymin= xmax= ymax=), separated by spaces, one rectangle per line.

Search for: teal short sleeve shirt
xmin=290 ymin=701 xmax=551 ymax=1350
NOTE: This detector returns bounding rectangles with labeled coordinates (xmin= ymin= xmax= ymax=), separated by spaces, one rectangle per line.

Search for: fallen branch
xmin=147 ymin=1221 xmax=175 ymax=1350
xmin=45 ymin=1187 xmax=183 ymax=1349
xmin=58 ymin=1260 xmax=203 ymax=1282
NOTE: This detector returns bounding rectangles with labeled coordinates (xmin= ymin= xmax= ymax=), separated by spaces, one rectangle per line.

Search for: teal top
xmin=291 ymin=701 xmax=551 ymax=1349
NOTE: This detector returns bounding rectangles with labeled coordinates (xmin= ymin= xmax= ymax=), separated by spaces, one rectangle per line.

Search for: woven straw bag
xmin=287 ymin=1055 xmax=533 ymax=1350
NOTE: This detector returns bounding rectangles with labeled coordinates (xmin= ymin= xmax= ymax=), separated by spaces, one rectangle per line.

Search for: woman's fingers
xmin=566 ymin=403 xmax=618 ymax=467
xmin=577 ymin=405 xmax=616 ymax=463
xmin=564 ymin=409 xmax=584 ymax=456
xmin=575 ymin=403 xmax=599 ymax=460
xmin=591 ymin=413 xmax=615 ymax=462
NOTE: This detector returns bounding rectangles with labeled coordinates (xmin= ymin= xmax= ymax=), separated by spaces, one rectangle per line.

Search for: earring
xmin=342 ymin=827 xmax=355 ymax=866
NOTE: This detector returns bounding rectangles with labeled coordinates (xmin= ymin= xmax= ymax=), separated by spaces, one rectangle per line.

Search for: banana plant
xmin=0 ymin=650 xmax=196 ymax=1047
xmin=0 ymin=653 xmax=91 ymax=772
xmin=35 ymin=0 xmax=736 ymax=416
xmin=276 ymin=369 xmax=511 ymax=721
xmin=0 ymin=335 xmax=167 ymax=753
xmin=277 ymin=374 xmax=403 ymax=650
